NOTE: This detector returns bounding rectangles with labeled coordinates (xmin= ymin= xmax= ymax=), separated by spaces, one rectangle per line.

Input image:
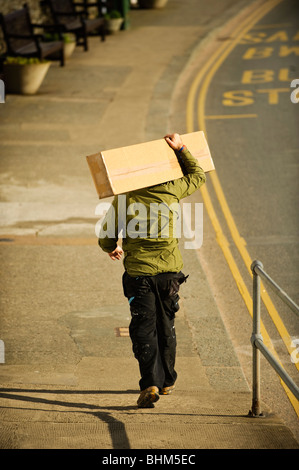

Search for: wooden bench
xmin=74 ymin=0 xmax=107 ymax=18
xmin=0 ymin=4 xmax=65 ymax=66
xmin=45 ymin=0 xmax=106 ymax=51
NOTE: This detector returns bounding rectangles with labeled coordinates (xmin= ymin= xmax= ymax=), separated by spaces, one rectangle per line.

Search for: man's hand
xmin=164 ymin=133 xmax=184 ymax=151
xmin=108 ymin=245 xmax=123 ymax=261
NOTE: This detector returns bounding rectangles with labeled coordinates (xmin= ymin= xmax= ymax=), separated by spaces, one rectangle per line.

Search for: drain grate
xmin=114 ymin=327 xmax=130 ymax=337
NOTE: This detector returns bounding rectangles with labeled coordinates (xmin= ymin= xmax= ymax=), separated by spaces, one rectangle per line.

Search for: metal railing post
xmin=249 ymin=260 xmax=299 ymax=417
xmin=250 ymin=260 xmax=264 ymax=417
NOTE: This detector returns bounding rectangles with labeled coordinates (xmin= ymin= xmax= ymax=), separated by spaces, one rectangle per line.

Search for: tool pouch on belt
xmin=168 ymin=273 xmax=189 ymax=296
xmin=164 ymin=272 xmax=189 ymax=318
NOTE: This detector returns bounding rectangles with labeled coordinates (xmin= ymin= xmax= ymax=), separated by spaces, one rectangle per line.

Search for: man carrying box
xmin=98 ymin=133 xmax=206 ymax=408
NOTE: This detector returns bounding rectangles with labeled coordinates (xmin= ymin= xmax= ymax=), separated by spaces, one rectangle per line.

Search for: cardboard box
xmin=86 ymin=131 xmax=214 ymax=199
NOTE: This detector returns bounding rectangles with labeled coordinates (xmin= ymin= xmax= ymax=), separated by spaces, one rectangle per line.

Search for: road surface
xmin=179 ymin=0 xmax=299 ymax=436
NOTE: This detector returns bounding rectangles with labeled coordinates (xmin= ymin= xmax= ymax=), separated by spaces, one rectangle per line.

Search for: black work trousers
xmin=122 ymin=271 xmax=188 ymax=391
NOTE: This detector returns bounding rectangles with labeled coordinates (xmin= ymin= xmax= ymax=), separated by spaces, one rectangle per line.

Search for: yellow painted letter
xmin=242 ymin=70 xmax=274 ymax=84
xmin=243 ymin=47 xmax=273 ymax=59
xmin=222 ymin=90 xmax=254 ymax=106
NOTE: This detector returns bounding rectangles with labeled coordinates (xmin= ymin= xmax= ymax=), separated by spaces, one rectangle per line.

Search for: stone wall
xmin=0 ymin=0 xmax=50 ymax=53
xmin=0 ymin=0 xmax=46 ymax=20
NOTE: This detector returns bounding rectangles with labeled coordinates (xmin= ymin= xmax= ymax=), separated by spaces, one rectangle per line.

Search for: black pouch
xmin=122 ymin=272 xmax=153 ymax=316
xmin=163 ymin=272 xmax=188 ymax=318
xmin=169 ymin=273 xmax=189 ymax=296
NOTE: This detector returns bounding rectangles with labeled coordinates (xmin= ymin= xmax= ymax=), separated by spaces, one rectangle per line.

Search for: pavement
xmin=0 ymin=0 xmax=298 ymax=451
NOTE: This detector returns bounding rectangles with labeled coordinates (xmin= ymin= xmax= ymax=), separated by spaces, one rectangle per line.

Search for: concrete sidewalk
xmin=0 ymin=0 xmax=298 ymax=450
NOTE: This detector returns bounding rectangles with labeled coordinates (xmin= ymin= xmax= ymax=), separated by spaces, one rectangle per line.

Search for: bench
xmin=0 ymin=4 xmax=65 ymax=66
xmin=45 ymin=0 xmax=106 ymax=51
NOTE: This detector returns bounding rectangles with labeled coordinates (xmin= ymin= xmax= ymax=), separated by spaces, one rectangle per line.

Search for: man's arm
xmin=164 ymin=133 xmax=206 ymax=199
xmin=98 ymin=196 xmax=123 ymax=261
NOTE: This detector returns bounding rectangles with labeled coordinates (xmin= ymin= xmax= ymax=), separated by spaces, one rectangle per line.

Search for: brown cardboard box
xmin=86 ymin=131 xmax=214 ymax=199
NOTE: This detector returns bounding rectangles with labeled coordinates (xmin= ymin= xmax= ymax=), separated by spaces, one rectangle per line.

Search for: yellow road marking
xmin=198 ymin=0 xmax=299 ymax=371
xmin=205 ymin=114 xmax=258 ymax=119
xmin=187 ymin=0 xmax=299 ymax=415
xmin=186 ymin=0 xmax=281 ymax=129
xmin=197 ymin=0 xmax=284 ymax=123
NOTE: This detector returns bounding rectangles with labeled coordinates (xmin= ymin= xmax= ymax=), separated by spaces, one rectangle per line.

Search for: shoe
xmin=137 ymin=386 xmax=160 ymax=408
xmin=159 ymin=385 xmax=175 ymax=395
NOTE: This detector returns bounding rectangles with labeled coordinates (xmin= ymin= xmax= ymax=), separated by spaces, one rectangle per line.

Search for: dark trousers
xmin=122 ymin=271 xmax=188 ymax=391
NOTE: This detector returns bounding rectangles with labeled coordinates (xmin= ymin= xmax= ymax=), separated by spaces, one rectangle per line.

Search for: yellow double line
xmin=187 ymin=0 xmax=299 ymax=415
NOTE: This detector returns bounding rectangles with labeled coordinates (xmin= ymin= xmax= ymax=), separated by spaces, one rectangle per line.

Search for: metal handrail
xmin=249 ymin=260 xmax=299 ymax=417
xmin=252 ymin=261 xmax=299 ymax=317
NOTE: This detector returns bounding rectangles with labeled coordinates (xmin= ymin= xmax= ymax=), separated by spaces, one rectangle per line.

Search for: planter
xmin=42 ymin=32 xmax=76 ymax=60
xmin=4 ymin=60 xmax=51 ymax=95
xmin=64 ymin=40 xmax=76 ymax=59
xmin=63 ymin=33 xmax=76 ymax=60
xmin=139 ymin=0 xmax=168 ymax=8
xmin=105 ymin=17 xmax=124 ymax=33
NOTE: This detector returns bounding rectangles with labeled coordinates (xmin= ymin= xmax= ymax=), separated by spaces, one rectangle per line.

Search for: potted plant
xmin=3 ymin=57 xmax=51 ymax=95
xmin=43 ymin=32 xmax=76 ymax=60
xmin=62 ymin=33 xmax=76 ymax=59
xmin=139 ymin=0 xmax=168 ymax=8
xmin=104 ymin=10 xmax=124 ymax=33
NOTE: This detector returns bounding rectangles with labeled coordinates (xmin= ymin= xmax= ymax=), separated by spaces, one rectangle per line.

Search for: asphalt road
xmin=180 ymin=0 xmax=299 ymax=432
xmin=205 ymin=0 xmax=299 ymax=303
xmin=206 ymin=0 xmax=299 ymax=345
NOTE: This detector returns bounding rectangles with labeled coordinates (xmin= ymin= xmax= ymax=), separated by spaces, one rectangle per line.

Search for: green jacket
xmin=98 ymin=147 xmax=206 ymax=276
